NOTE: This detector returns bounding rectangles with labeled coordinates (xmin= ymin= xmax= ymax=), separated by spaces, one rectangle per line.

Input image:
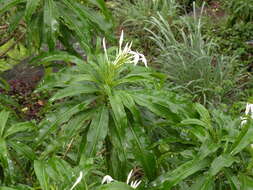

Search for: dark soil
xmin=0 ymin=57 xmax=46 ymax=120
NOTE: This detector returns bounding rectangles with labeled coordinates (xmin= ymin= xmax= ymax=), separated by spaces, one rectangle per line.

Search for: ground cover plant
xmin=1 ymin=0 xmax=253 ymax=190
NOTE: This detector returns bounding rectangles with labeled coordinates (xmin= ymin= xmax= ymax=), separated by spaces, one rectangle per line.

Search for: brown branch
xmin=62 ymin=138 xmax=74 ymax=159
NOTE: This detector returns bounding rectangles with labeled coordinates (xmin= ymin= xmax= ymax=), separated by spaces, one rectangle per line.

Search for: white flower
xmin=138 ymin=52 xmax=147 ymax=68
xmin=103 ymin=30 xmax=148 ymax=68
xmin=126 ymin=169 xmax=133 ymax=185
xmin=119 ymin=30 xmax=124 ymax=53
xmin=102 ymin=175 xmax=114 ymax=184
xmin=103 ymin=38 xmax=109 ymax=62
xmin=130 ymin=180 xmax=142 ymax=189
xmin=130 ymin=51 xmax=140 ymax=65
xmin=101 ymin=169 xmax=141 ymax=189
xmin=245 ymin=103 xmax=253 ymax=116
xmin=241 ymin=116 xmax=247 ymax=126
xmin=126 ymin=169 xmax=142 ymax=189
xmin=241 ymin=103 xmax=253 ymax=126
xmin=70 ymin=172 xmax=83 ymax=190
xmin=241 ymin=103 xmax=253 ymax=148
xmin=129 ymin=51 xmax=147 ymax=67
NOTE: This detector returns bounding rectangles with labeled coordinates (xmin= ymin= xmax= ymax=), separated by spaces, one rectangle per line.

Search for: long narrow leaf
xmin=8 ymin=141 xmax=36 ymax=160
xmin=50 ymin=84 xmax=98 ymax=102
xmin=209 ymin=154 xmax=237 ymax=176
xmin=129 ymin=123 xmax=157 ymax=180
xmin=231 ymin=121 xmax=253 ymax=155
xmin=4 ymin=122 xmax=34 ymax=138
xmin=25 ymin=0 xmax=40 ymax=22
xmin=34 ymin=160 xmax=50 ymax=190
xmin=0 ymin=0 xmax=26 ymax=15
xmin=153 ymin=157 xmax=210 ymax=189
xmin=30 ymin=51 xmax=84 ymax=66
xmin=44 ymin=0 xmax=59 ymax=51
xmin=85 ymin=106 xmax=109 ymax=157
xmin=36 ymin=102 xmax=89 ymax=146
xmin=0 ymin=110 xmax=10 ymax=137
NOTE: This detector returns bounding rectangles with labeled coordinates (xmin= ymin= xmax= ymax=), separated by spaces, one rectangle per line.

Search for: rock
xmin=246 ymin=40 xmax=253 ymax=47
xmin=0 ymin=56 xmax=44 ymax=89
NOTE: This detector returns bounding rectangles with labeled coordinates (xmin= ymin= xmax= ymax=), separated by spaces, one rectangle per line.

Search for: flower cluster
xmin=241 ymin=103 xmax=253 ymax=126
xmin=70 ymin=169 xmax=142 ymax=190
xmin=103 ymin=30 xmax=147 ymax=68
xmin=102 ymin=169 xmax=142 ymax=189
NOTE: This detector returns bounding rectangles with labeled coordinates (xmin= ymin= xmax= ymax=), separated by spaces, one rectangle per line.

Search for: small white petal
xmin=119 ymin=30 xmax=124 ymax=52
xmin=139 ymin=53 xmax=148 ymax=67
xmin=122 ymin=43 xmax=129 ymax=54
xmin=102 ymin=38 xmax=106 ymax=53
xmin=70 ymin=172 xmax=83 ymax=190
xmin=123 ymin=42 xmax=132 ymax=54
xmin=103 ymin=38 xmax=109 ymax=61
xmin=241 ymin=103 xmax=253 ymax=126
xmin=131 ymin=52 xmax=140 ymax=65
xmin=245 ymin=103 xmax=251 ymax=115
xmin=130 ymin=180 xmax=142 ymax=189
xmin=126 ymin=170 xmax=133 ymax=185
xmin=102 ymin=175 xmax=114 ymax=184
xmin=128 ymin=42 xmax=133 ymax=50
xmin=241 ymin=116 xmax=247 ymax=126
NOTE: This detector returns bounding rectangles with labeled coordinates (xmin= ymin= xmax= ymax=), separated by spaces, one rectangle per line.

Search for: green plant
xmin=0 ymin=39 xmax=30 ymax=72
xmin=0 ymin=77 xmax=20 ymax=114
xmin=2 ymin=158 xmax=138 ymax=190
xmin=33 ymin=157 xmax=95 ymax=190
xmin=0 ymin=93 xmax=20 ymax=116
xmin=205 ymin=22 xmax=253 ymax=67
xmin=0 ymin=0 xmax=113 ymax=54
xmin=2 ymin=1 xmax=253 ymax=189
xmin=115 ymin=0 xmax=179 ymax=23
xmin=113 ymin=0 xmax=180 ymax=57
xmin=30 ymin=32 xmax=190 ymax=183
xmin=148 ymin=4 xmax=239 ymax=105
xmin=0 ymin=109 xmax=36 ymax=185
xmin=226 ymin=0 xmax=253 ymax=25
xmin=151 ymin=104 xmax=253 ymax=189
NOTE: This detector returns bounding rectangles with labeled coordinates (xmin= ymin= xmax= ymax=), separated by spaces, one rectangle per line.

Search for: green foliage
xmin=33 ymin=157 xmax=95 ymax=190
xmin=205 ymin=22 xmax=253 ymax=66
xmin=151 ymin=104 xmax=253 ymax=189
xmin=0 ymin=40 xmax=29 ymax=72
xmin=32 ymin=36 xmax=189 ymax=182
xmin=226 ymin=0 xmax=253 ymax=25
xmin=113 ymin=0 xmax=180 ymax=57
xmin=96 ymin=182 xmax=134 ymax=190
xmin=1 ymin=0 xmax=253 ymax=190
xmin=115 ymin=0 xmax=179 ymax=23
xmin=0 ymin=0 xmax=113 ymax=53
xmin=0 ymin=109 xmax=36 ymax=185
xmin=202 ymin=9 xmax=253 ymax=108
xmin=148 ymin=6 xmax=239 ymax=105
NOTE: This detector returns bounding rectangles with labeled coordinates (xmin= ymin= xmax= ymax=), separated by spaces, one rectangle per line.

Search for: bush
xmin=148 ymin=4 xmax=239 ymax=105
